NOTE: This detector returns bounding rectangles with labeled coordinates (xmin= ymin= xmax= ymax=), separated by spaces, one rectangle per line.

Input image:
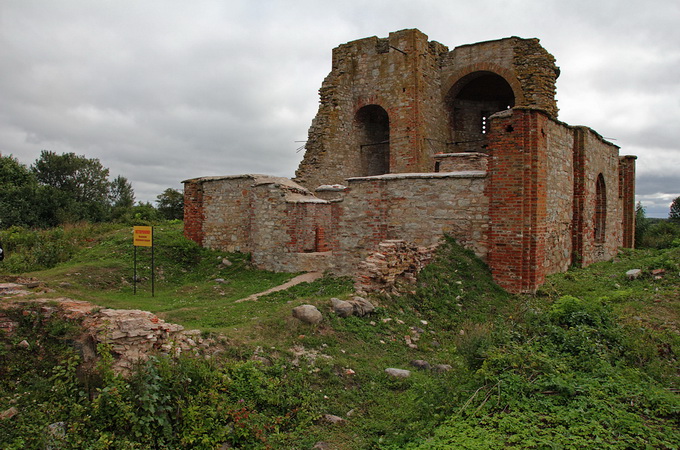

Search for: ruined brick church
xmin=183 ymin=29 xmax=636 ymax=293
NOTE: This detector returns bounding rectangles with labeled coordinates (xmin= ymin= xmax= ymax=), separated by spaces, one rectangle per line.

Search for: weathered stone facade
xmin=183 ymin=29 xmax=636 ymax=293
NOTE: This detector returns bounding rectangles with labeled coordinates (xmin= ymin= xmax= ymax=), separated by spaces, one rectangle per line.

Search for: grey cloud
xmin=1 ymin=0 xmax=678 ymax=211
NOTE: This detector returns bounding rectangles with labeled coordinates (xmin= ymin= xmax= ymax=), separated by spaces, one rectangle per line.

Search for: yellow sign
xmin=133 ymin=226 xmax=153 ymax=247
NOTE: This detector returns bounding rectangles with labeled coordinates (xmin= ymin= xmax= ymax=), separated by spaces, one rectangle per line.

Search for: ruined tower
xmin=184 ymin=29 xmax=636 ymax=293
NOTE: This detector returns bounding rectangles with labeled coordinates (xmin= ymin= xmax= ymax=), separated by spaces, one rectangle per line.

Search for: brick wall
xmin=183 ymin=179 xmax=204 ymax=246
xmin=295 ymin=31 xmax=559 ymax=191
xmin=434 ymin=152 xmax=488 ymax=172
xmin=619 ymin=156 xmax=637 ymax=248
xmin=572 ymin=128 xmax=623 ymax=266
xmin=333 ymin=172 xmax=489 ymax=275
xmin=485 ymin=108 xmax=549 ymax=293
xmin=184 ymin=30 xmax=635 ymax=295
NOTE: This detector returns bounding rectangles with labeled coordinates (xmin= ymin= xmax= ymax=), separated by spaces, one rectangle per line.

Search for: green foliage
xmin=404 ymin=236 xmax=510 ymax=329
xmin=0 ymin=311 xmax=318 ymax=448
xmin=669 ymin=195 xmax=680 ymax=224
xmin=634 ymin=201 xmax=649 ymax=248
xmin=31 ymin=150 xmax=113 ymax=223
xmin=639 ymin=219 xmax=680 ymax=249
xmin=0 ymin=152 xmax=141 ymax=228
xmin=411 ymin=294 xmax=680 ymax=449
xmin=109 ymin=175 xmax=136 ymax=222
xmin=0 ymin=228 xmax=678 ymax=448
xmin=0 ymin=156 xmax=44 ymax=228
xmin=0 ymin=223 xmax=119 ymax=273
xmin=156 ymin=188 xmax=184 ymax=220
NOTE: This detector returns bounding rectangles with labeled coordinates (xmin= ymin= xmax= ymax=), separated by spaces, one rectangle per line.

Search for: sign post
xmin=133 ymin=226 xmax=154 ymax=297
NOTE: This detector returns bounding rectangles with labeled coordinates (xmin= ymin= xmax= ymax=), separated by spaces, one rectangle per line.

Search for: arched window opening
xmin=594 ymin=174 xmax=607 ymax=244
xmin=446 ymin=72 xmax=515 ymax=152
xmin=355 ymin=105 xmax=390 ymax=176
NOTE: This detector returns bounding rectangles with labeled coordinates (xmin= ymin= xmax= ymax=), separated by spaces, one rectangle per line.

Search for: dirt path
xmin=234 ymin=271 xmax=324 ymax=303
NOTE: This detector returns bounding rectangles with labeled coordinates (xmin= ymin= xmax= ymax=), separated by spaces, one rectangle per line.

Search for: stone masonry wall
xmin=184 ymin=30 xmax=635 ymax=295
xmin=619 ymin=156 xmax=637 ymax=249
xmin=574 ymin=128 xmax=623 ymax=266
xmin=543 ymin=118 xmax=575 ymax=275
xmin=296 ymin=29 xmax=449 ymax=190
xmin=434 ymin=152 xmax=488 ymax=172
xmin=441 ymin=37 xmax=559 ymax=118
xmin=333 ymin=172 xmax=488 ymax=275
xmin=200 ymin=176 xmax=256 ymax=253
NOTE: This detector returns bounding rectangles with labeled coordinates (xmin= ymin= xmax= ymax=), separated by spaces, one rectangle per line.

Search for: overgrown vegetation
xmin=0 ymin=153 xmax=184 ymax=229
xmin=0 ymin=226 xmax=678 ymax=448
xmin=635 ymin=201 xmax=680 ymax=249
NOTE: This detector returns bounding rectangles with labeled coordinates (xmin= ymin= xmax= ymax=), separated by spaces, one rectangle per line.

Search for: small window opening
xmin=434 ymin=161 xmax=441 ymax=173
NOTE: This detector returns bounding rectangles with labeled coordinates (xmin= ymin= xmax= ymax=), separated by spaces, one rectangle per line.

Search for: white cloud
xmin=0 ymin=0 xmax=678 ymax=215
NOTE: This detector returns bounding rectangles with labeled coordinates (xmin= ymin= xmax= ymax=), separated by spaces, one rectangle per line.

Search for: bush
xmin=639 ymin=220 xmax=680 ymax=249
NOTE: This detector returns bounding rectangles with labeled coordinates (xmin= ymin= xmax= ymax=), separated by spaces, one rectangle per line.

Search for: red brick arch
xmin=442 ymin=63 xmax=524 ymax=106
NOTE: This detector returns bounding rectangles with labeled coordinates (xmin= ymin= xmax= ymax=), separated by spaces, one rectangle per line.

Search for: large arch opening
xmin=594 ymin=174 xmax=607 ymax=244
xmin=446 ymin=72 xmax=515 ymax=152
xmin=355 ymin=105 xmax=390 ymax=176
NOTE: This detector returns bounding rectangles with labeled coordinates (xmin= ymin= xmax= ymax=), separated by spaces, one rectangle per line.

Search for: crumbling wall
xmin=543 ymin=118 xmax=575 ymax=275
xmin=295 ymin=29 xmax=450 ymax=189
xmin=333 ymin=172 xmax=489 ymax=275
xmin=434 ymin=152 xmax=488 ymax=172
xmin=572 ymin=127 xmax=623 ymax=266
xmin=355 ymin=240 xmax=437 ymax=295
xmin=183 ymin=175 xmax=335 ymax=273
xmin=183 ymin=29 xmax=635 ymax=295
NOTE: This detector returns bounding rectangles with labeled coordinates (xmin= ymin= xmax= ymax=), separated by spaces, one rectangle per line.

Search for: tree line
xmin=635 ymin=196 xmax=680 ymax=249
xmin=0 ymin=151 xmax=183 ymax=229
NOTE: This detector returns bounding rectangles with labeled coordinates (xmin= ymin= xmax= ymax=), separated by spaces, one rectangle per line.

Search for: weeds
xmin=0 ymin=227 xmax=678 ymax=448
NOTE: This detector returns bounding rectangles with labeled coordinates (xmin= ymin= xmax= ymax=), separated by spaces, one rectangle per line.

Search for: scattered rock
xmin=0 ymin=407 xmax=18 ymax=420
xmin=385 ymin=368 xmax=411 ymax=378
xmin=348 ymin=296 xmax=374 ymax=316
xmin=17 ymin=340 xmax=30 ymax=349
xmin=1 ymin=298 xmax=222 ymax=375
xmin=651 ymin=268 xmax=666 ymax=279
xmin=410 ymin=359 xmax=431 ymax=370
xmin=626 ymin=269 xmax=642 ymax=280
xmin=321 ymin=414 xmax=346 ymax=425
xmin=313 ymin=442 xmax=331 ymax=449
xmin=330 ymin=298 xmax=354 ymax=317
xmin=214 ymin=278 xmax=227 ymax=284
xmin=355 ymin=240 xmax=437 ymax=295
xmin=432 ymin=364 xmax=453 ymax=372
xmin=46 ymin=421 xmax=66 ymax=447
xmin=292 ymin=305 xmax=323 ymax=324
xmin=250 ymin=355 xmax=272 ymax=366
xmin=221 ymin=258 xmax=233 ymax=267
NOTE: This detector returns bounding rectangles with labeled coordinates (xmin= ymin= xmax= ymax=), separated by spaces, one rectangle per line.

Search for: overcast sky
xmin=1 ymin=0 xmax=678 ymax=217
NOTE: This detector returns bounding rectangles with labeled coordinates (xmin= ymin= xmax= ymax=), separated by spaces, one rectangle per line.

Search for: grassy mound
xmin=0 ymin=225 xmax=678 ymax=448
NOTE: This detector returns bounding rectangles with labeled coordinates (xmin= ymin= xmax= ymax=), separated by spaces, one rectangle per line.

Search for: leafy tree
xmin=669 ymin=196 xmax=680 ymax=224
xmin=109 ymin=175 xmax=135 ymax=209
xmin=156 ymin=188 xmax=184 ymax=220
xmin=30 ymin=150 xmax=135 ymax=223
xmin=32 ymin=151 xmax=111 ymax=204
xmin=0 ymin=156 xmax=42 ymax=227
xmin=634 ymin=202 xmax=648 ymax=248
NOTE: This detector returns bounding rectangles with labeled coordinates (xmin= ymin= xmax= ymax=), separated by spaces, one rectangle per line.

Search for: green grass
xmin=0 ymin=225 xmax=678 ymax=448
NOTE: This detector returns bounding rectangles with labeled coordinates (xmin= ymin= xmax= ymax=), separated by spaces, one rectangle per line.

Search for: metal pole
xmin=151 ymin=227 xmax=155 ymax=297
xmin=133 ymin=245 xmax=137 ymax=295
